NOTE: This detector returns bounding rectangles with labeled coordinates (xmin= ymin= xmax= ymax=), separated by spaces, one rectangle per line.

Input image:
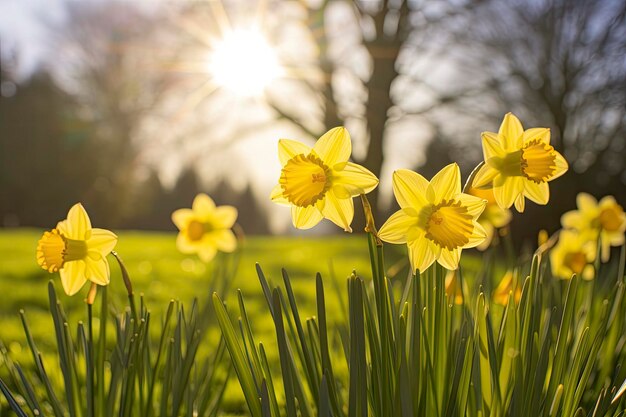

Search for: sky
xmin=0 ymin=0 xmax=448 ymax=233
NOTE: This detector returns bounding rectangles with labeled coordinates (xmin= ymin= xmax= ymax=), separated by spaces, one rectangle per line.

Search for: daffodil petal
xmin=333 ymin=162 xmax=379 ymax=195
xmin=438 ymin=247 xmax=461 ymax=270
xmin=322 ymin=191 xmax=354 ymax=232
xmin=332 ymin=184 xmax=352 ymax=199
xmin=172 ymin=209 xmax=194 ymax=230
xmin=498 ymin=113 xmax=524 ymax=151
xmin=59 ymin=260 xmax=87 ymax=296
xmin=66 ymin=203 xmax=92 ymax=240
xmin=378 ymin=209 xmax=418 ymax=244
xmin=523 ymin=127 xmax=550 ymax=144
xmin=209 ymin=229 xmax=237 ymax=252
xmin=392 ymin=169 xmax=429 ymax=209
xmin=271 ymin=184 xmax=290 ymax=205
xmin=212 ymin=206 xmax=238 ymax=228
xmin=278 ymin=139 xmax=312 ymax=165
xmin=192 ymin=194 xmax=216 ymax=217
xmin=524 ymin=180 xmax=549 ymax=205
xmin=473 ymin=164 xmax=499 ymax=189
xmin=598 ymin=195 xmax=617 ymax=208
xmin=198 ymin=245 xmax=217 ymax=263
xmin=428 ymin=163 xmax=461 ymax=202
xmin=493 ymin=176 xmax=522 ymax=209
xmin=464 ymin=222 xmax=487 ymax=248
xmin=481 ymin=131 xmax=503 ymax=160
xmin=582 ymin=265 xmax=595 ymax=280
xmin=291 ymin=205 xmax=324 ymax=230
xmin=551 ymin=152 xmax=568 ymax=179
xmin=56 ymin=220 xmax=69 ymax=236
xmin=313 ymin=127 xmax=351 ymax=166
xmin=408 ymin=236 xmax=436 ymax=275
xmin=576 ymin=193 xmax=596 ymax=211
xmin=88 ymin=228 xmax=118 ymax=256
xmin=84 ymin=257 xmax=110 ymax=286
xmin=560 ymin=211 xmax=581 ymax=229
xmin=477 ymin=223 xmax=494 ymax=251
xmin=176 ymin=233 xmax=198 ymax=254
xmin=456 ymin=193 xmax=487 ymax=217
xmin=514 ymin=194 xmax=525 ymax=212
xmin=486 ymin=205 xmax=513 ymax=228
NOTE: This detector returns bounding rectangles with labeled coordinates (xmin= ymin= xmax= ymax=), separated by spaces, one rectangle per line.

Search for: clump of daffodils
xmin=271 ymin=127 xmax=378 ymax=232
xmin=561 ymin=193 xmax=626 ymax=262
xmin=172 ymin=193 xmax=238 ymax=262
xmin=473 ymin=113 xmax=568 ymax=212
xmin=36 ymin=203 xmax=117 ymax=296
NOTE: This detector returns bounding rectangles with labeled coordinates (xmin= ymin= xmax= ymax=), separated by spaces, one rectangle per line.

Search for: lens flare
xmin=208 ymin=29 xmax=281 ymax=97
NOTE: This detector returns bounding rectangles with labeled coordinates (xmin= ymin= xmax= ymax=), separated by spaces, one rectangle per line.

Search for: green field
xmin=0 ymin=229 xmax=408 ymax=414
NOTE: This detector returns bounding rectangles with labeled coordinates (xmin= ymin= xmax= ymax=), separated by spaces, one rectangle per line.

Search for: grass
xmin=0 ymin=229 xmax=405 ymax=414
xmin=213 ymin=233 xmax=626 ymax=417
xmin=2 ymin=229 xmax=624 ymax=416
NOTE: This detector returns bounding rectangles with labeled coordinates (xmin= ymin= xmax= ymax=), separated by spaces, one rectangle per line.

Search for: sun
xmin=208 ymin=28 xmax=282 ymax=97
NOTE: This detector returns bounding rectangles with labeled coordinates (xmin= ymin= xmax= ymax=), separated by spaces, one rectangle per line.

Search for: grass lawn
xmin=0 ymin=229 xmax=412 ymax=414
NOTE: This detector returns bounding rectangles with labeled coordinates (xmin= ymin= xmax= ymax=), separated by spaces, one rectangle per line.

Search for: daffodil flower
xmin=473 ymin=113 xmax=568 ymax=212
xmin=36 ymin=203 xmax=117 ymax=296
xmin=271 ymin=127 xmax=379 ymax=232
xmin=561 ymin=193 xmax=626 ymax=262
xmin=550 ymin=230 xmax=595 ymax=280
xmin=378 ymin=163 xmax=487 ymax=272
xmin=467 ymin=186 xmax=512 ymax=251
xmin=172 ymin=193 xmax=238 ymax=262
xmin=492 ymin=270 xmax=521 ymax=306
xmin=444 ymin=270 xmax=463 ymax=305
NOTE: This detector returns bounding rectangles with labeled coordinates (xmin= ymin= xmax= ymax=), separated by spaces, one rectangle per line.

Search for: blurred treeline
xmin=1 ymin=0 xmax=625 ymax=240
xmin=0 ymin=65 xmax=269 ymax=233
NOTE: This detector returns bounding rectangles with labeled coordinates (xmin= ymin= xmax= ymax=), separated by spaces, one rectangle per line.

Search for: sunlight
xmin=208 ymin=28 xmax=281 ymax=97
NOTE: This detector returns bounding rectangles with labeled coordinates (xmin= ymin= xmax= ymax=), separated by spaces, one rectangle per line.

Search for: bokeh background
xmin=1 ymin=0 xmax=625 ymax=241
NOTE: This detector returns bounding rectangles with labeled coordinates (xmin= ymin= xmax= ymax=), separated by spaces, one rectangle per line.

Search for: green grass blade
xmin=212 ymin=293 xmax=262 ymax=417
xmin=272 ymin=289 xmax=298 ymax=417
xmin=0 ymin=377 xmax=29 ymax=417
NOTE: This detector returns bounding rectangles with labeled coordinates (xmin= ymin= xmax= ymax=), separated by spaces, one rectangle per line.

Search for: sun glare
xmin=208 ymin=29 xmax=281 ymax=97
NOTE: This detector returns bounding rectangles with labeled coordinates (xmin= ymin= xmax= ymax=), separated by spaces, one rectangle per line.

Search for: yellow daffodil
xmin=444 ymin=270 xmax=464 ymax=305
xmin=550 ymin=230 xmax=595 ymax=280
xmin=473 ymin=113 xmax=568 ymax=212
xmin=493 ymin=270 xmax=521 ymax=306
xmin=271 ymin=127 xmax=379 ymax=232
xmin=537 ymin=229 xmax=549 ymax=247
xmin=561 ymin=193 xmax=626 ymax=262
xmin=467 ymin=186 xmax=512 ymax=251
xmin=36 ymin=203 xmax=117 ymax=296
xmin=172 ymin=193 xmax=238 ymax=262
xmin=378 ymin=163 xmax=487 ymax=272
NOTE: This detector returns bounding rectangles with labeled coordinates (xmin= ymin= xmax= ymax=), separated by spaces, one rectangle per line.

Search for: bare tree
xmin=436 ymin=0 xmax=626 ymax=239
xmin=51 ymin=2 xmax=179 ymax=225
xmin=267 ymin=0 xmax=477 ymax=219
xmin=461 ymin=0 xmax=626 ymax=180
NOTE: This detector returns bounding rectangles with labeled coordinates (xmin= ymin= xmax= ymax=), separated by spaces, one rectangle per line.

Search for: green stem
xmin=462 ymin=161 xmax=485 ymax=193
xmin=111 ymin=251 xmax=138 ymax=324
xmin=87 ymin=302 xmax=95 ymax=417
xmin=97 ymin=286 xmax=107 ymax=417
